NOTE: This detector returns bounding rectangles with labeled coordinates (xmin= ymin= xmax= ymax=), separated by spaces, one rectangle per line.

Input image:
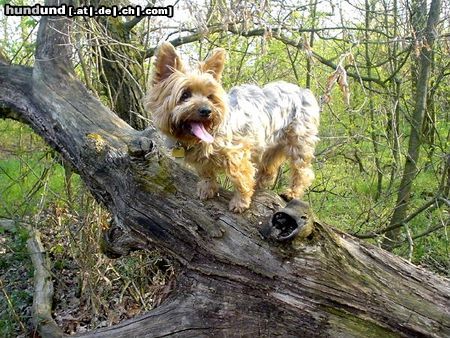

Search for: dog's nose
xmin=198 ymin=106 xmax=212 ymax=117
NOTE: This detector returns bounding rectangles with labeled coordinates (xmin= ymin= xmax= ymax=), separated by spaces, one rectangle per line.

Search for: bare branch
xmin=142 ymin=26 xmax=385 ymax=86
xmin=390 ymin=218 xmax=449 ymax=248
xmin=123 ymin=16 xmax=145 ymax=31
xmin=353 ymin=196 xmax=441 ymax=239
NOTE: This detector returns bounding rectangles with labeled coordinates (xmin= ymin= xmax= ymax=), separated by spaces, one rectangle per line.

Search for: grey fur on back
xmin=222 ymin=81 xmax=320 ymax=149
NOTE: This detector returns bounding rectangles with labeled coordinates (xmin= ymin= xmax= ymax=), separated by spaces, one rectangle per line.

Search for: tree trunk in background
xmin=410 ymin=0 xmax=428 ymax=95
xmin=0 ymin=4 xmax=449 ymax=337
xmin=384 ymin=0 xmax=402 ymax=191
xmin=423 ymin=52 xmax=441 ymax=162
xmin=365 ymin=0 xmax=383 ymax=201
xmin=91 ymin=1 xmax=148 ymax=130
xmin=305 ymin=0 xmax=317 ymax=89
xmin=386 ymin=0 xmax=442 ymax=246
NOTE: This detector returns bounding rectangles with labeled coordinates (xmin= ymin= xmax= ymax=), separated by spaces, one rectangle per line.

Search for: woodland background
xmin=0 ymin=0 xmax=449 ymax=335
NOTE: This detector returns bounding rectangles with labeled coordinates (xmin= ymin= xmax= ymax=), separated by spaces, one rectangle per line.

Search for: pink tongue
xmin=190 ymin=122 xmax=214 ymax=143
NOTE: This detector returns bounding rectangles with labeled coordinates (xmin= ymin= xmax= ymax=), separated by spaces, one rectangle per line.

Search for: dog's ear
xmin=153 ymin=42 xmax=184 ymax=84
xmin=200 ymin=48 xmax=226 ymax=81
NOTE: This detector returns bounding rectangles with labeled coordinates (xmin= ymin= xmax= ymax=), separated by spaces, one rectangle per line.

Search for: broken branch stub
xmin=261 ymin=199 xmax=314 ymax=242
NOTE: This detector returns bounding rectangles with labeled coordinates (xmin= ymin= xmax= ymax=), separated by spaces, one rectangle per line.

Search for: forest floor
xmin=1 ymin=215 xmax=173 ymax=336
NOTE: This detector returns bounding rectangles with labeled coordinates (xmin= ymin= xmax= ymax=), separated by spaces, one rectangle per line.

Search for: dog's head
xmin=145 ymin=42 xmax=227 ymax=145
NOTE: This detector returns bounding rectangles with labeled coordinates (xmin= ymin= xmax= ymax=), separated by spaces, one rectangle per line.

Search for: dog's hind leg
xmin=255 ymin=145 xmax=286 ymax=190
xmin=281 ymin=141 xmax=316 ymax=201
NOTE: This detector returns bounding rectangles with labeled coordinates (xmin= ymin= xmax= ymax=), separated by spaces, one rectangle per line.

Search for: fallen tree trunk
xmin=0 ymin=6 xmax=449 ymax=338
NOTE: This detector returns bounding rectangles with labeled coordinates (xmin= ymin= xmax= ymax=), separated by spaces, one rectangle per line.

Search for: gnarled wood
xmin=27 ymin=228 xmax=65 ymax=338
xmin=0 ymin=3 xmax=449 ymax=337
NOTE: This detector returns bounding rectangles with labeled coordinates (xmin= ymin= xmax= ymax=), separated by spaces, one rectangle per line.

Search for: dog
xmin=144 ymin=42 xmax=320 ymax=213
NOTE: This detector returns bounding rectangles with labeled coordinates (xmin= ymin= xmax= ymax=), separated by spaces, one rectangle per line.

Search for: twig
xmin=390 ymin=218 xmax=449 ymax=249
xmin=124 ymin=0 xmax=158 ymax=31
xmin=124 ymin=17 xmax=145 ymax=32
xmin=141 ymin=26 xmax=385 ymax=86
xmin=0 ymin=278 xmax=27 ymax=333
xmin=353 ymin=196 xmax=441 ymax=238
xmin=405 ymin=223 xmax=414 ymax=262
xmin=439 ymin=197 xmax=450 ymax=207
xmin=0 ymin=48 xmax=9 ymax=64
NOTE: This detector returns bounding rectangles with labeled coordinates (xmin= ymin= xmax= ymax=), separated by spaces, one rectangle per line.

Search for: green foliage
xmin=0 ymin=121 xmax=71 ymax=217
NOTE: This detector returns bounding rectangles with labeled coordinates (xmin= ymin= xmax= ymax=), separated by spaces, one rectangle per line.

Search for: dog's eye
xmin=180 ymin=90 xmax=192 ymax=102
xmin=207 ymin=94 xmax=214 ymax=100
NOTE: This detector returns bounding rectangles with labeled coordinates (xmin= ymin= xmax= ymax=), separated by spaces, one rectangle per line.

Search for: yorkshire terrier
xmin=145 ymin=42 xmax=320 ymax=213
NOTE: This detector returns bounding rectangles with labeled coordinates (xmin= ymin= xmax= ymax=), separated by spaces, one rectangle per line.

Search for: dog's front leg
xmin=225 ymin=151 xmax=256 ymax=213
xmin=195 ymin=163 xmax=219 ymax=200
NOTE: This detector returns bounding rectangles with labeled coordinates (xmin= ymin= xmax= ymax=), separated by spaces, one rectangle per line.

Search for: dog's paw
xmin=229 ymin=195 xmax=251 ymax=213
xmin=280 ymin=189 xmax=304 ymax=202
xmin=197 ymin=180 xmax=218 ymax=200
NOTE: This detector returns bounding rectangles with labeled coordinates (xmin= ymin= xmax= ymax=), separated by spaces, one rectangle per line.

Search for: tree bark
xmin=0 ymin=5 xmax=449 ymax=337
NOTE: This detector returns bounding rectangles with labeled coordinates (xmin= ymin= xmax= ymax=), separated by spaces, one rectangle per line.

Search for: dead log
xmin=1 ymin=219 xmax=62 ymax=337
xmin=0 ymin=5 xmax=449 ymax=337
xmin=27 ymin=227 xmax=65 ymax=338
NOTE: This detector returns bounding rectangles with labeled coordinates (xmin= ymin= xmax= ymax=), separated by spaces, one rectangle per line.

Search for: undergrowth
xmin=0 ymin=120 xmax=174 ymax=336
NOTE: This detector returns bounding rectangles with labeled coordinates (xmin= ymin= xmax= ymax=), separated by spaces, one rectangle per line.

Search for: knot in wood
xmin=260 ymin=199 xmax=314 ymax=243
xmin=127 ymin=136 xmax=154 ymax=158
